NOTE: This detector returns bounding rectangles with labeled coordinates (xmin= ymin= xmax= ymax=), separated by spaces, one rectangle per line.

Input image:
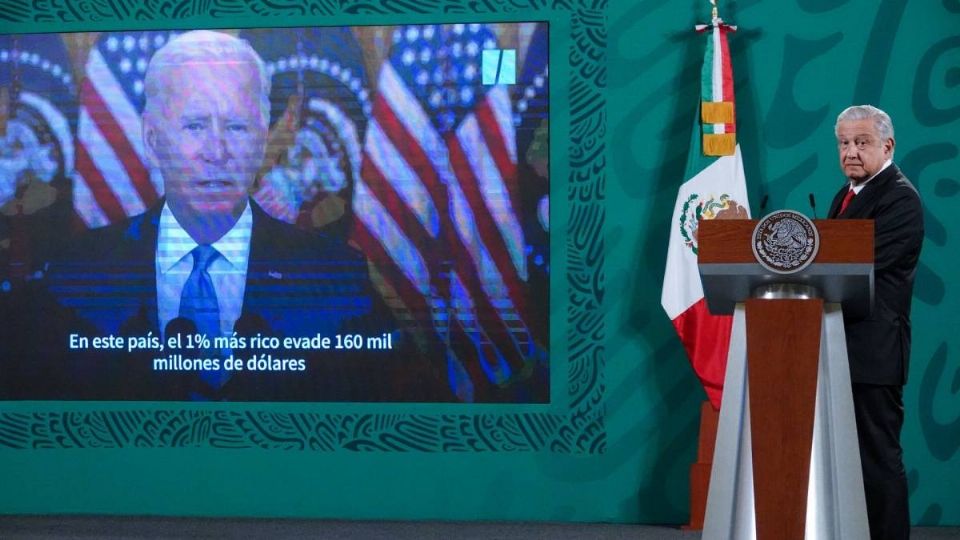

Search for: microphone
xmin=233 ymin=312 xmax=271 ymax=336
xmin=808 ymin=193 xmax=818 ymax=219
xmin=232 ymin=312 xmax=273 ymax=353
xmin=759 ymin=194 xmax=769 ymax=214
xmin=165 ymin=316 xmax=198 ymax=342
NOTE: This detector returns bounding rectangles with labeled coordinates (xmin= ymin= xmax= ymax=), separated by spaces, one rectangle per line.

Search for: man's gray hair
xmin=143 ymin=30 xmax=271 ymax=127
xmin=835 ymin=105 xmax=895 ymax=142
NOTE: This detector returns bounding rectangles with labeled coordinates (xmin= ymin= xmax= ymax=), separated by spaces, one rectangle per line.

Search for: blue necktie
xmin=179 ymin=245 xmax=226 ymax=389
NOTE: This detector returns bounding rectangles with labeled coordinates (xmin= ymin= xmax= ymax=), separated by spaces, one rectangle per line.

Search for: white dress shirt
xmin=156 ymin=203 xmax=252 ymax=338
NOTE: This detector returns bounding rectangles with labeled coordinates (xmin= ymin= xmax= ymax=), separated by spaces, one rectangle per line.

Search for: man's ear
xmin=142 ymin=115 xmax=160 ymax=167
xmin=884 ymin=137 xmax=895 ymax=157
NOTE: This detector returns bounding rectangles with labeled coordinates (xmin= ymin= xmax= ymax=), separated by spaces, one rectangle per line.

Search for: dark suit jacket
xmin=827 ymin=164 xmax=923 ymax=385
xmin=0 ymin=200 xmax=451 ymax=401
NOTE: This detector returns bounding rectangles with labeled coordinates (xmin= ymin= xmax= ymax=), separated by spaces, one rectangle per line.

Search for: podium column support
xmin=746 ymin=295 xmax=822 ymax=540
xmin=806 ymin=304 xmax=869 ymax=538
xmin=703 ymin=298 xmax=869 ymax=540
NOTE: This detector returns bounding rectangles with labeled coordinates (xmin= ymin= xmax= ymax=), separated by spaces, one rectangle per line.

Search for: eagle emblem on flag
xmin=240 ymin=27 xmax=371 ymax=237
xmin=679 ymin=193 xmax=748 ymax=254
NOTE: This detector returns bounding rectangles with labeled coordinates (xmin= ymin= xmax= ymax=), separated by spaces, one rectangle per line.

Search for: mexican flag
xmin=660 ymin=17 xmax=750 ymax=410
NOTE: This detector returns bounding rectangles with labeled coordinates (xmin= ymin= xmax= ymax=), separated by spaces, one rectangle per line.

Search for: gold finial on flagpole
xmin=711 ymin=0 xmax=718 ymax=20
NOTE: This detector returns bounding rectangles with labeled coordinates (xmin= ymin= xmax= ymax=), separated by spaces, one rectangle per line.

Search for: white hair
xmin=143 ymin=30 xmax=271 ymax=127
xmin=835 ymin=104 xmax=895 ymax=142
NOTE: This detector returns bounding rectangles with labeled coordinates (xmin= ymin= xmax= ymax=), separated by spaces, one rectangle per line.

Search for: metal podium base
xmin=702 ymin=303 xmax=869 ymax=540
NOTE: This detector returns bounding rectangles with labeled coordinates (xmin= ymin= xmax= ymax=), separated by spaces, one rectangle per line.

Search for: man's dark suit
xmin=827 ymin=163 xmax=923 ymax=539
xmin=0 ymin=200 xmax=450 ymax=402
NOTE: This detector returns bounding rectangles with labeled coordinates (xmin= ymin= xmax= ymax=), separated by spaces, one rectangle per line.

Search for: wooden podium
xmin=698 ymin=217 xmax=873 ymax=540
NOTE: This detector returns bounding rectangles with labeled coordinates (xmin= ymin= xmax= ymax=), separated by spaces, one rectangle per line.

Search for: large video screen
xmin=0 ymin=23 xmax=549 ymax=402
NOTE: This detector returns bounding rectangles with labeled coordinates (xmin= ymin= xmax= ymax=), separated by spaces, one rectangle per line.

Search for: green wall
xmin=1 ymin=0 xmax=957 ymax=526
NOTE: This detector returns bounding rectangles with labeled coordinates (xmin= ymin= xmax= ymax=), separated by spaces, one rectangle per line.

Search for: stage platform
xmin=1 ymin=516 xmax=959 ymax=539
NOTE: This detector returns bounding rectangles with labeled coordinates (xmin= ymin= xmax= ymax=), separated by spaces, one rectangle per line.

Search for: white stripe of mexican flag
xmin=661 ymin=144 xmax=748 ymax=318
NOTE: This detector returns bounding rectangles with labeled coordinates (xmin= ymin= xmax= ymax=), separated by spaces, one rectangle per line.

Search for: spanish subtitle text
xmin=66 ymin=332 xmax=394 ymax=373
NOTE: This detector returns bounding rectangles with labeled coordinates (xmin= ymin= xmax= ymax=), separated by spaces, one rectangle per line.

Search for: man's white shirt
xmin=156 ymin=203 xmax=252 ymax=338
xmin=849 ymin=158 xmax=893 ymax=194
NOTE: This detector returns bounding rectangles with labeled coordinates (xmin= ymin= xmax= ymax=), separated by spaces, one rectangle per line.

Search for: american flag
xmin=351 ymin=24 xmax=538 ymax=401
xmin=73 ymin=31 xmax=179 ymax=228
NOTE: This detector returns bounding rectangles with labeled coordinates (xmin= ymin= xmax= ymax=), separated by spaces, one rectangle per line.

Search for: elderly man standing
xmin=829 ymin=105 xmax=924 ymax=540
xmin=1 ymin=30 xmax=446 ymax=402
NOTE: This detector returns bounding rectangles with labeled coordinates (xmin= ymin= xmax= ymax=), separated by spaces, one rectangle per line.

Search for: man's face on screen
xmin=145 ymin=59 xmax=266 ymax=237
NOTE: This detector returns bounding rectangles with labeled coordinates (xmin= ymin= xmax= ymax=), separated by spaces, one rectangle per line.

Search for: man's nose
xmin=843 ymin=144 xmax=859 ymax=159
xmin=201 ymin=125 xmax=229 ymax=163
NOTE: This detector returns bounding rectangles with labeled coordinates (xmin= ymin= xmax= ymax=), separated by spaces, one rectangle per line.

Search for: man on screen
xmin=1 ymin=30 xmax=448 ymax=402
xmin=829 ymin=105 xmax=923 ymax=539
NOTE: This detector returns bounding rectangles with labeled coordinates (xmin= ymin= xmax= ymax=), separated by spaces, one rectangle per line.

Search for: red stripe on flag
xmin=447 ymin=242 xmax=527 ymax=373
xmin=352 ymin=216 xmax=495 ymax=400
xmin=361 ymin=115 xmax=454 ymax=297
xmin=671 ymin=297 xmax=732 ymax=410
xmin=359 ymin=152 xmax=450 ymax=318
xmin=370 ymin=96 xmax=448 ymax=208
xmin=350 ymin=218 xmax=433 ymax=335
xmin=75 ymin=143 xmax=127 ymax=223
xmin=446 ymin=131 xmax=530 ymax=326
xmin=718 ymin=26 xmax=736 ymax=134
xmin=80 ymin=78 xmax=159 ymax=207
xmin=360 ymin=154 xmax=437 ymax=262
xmin=462 ymin=101 xmax=529 ymax=292
xmin=475 ymin=98 xmax=521 ymax=212
xmin=372 ymin=96 xmax=528 ymax=376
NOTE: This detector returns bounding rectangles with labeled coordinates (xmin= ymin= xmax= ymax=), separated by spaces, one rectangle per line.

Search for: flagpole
xmin=683 ymin=0 xmax=741 ymax=528
xmin=294 ymin=29 xmax=306 ymax=106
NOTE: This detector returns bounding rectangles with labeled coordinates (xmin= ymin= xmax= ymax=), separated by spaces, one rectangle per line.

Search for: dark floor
xmin=1 ymin=517 xmax=959 ymax=540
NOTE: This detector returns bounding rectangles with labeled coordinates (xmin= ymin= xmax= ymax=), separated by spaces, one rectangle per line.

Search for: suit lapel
xmin=242 ymin=200 xmax=288 ymax=322
xmin=829 ymin=164 xmax=900 ymax=219
xmin=843 ymin=164 xmax=899 ymax=218
xmin=60 ymin=204 xmax=163 ymax=335
xmin=116 ymin=204 xmax=163 ymax=333
xmin=827 ymin=185 xmax=848 ymax=218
